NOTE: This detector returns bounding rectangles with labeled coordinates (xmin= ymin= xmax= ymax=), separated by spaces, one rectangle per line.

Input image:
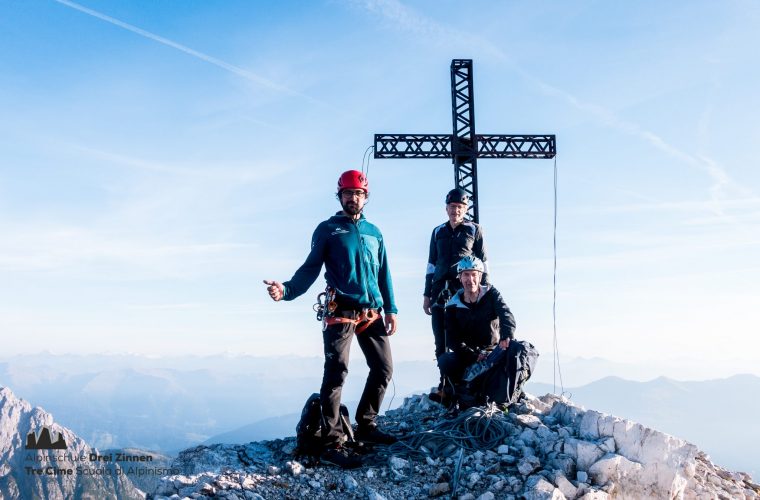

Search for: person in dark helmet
xmin=263 ymin=170 xmax=398 ymax=469
xmin=438 ymin=255 xmax=516 ymax=407
xmin=423 ymin=188 xmax=489 ymax=400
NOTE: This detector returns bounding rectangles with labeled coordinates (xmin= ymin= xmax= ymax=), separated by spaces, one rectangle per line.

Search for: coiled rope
xmin=377 ymin=404 xmax=512 ymax=462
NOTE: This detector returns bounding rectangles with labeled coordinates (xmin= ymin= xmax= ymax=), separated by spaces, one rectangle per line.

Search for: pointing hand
xmin=263 ymin=279 xmax=284 ymax=301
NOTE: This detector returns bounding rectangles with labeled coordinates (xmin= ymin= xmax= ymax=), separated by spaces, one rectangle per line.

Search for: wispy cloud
xmin=351 ymin=0 xmax=503 ymax=59
xmin=67 ymin=143 xmax=290 ymax=183
xmin=52 ymin=0 xmax=322 ymax=104
xmin=0 ymin=223 xmax=258 ymax=276
xmin=525 ymin=79 xmax=751 ymax=216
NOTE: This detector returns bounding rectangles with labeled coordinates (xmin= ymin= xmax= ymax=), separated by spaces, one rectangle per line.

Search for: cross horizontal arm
xmin=477 ymin=134 xmax=556 ymax=158
xmin=374 ymin=134 xmax=556 ymax=159
xmin=374 ymin=134 xmax=452 ymax=158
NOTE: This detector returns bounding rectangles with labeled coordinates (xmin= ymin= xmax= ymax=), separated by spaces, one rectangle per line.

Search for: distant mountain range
xmin=1 ymin=352 xmax=757 ymax=475
xmin=4 ymin=383 xmax=756 ymax=500
xmin=0 ymin=352 xmax=436 ymax=453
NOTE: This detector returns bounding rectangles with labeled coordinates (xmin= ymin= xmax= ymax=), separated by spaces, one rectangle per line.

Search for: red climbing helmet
xmin=337 ymin=170 xmax=369 ymax=194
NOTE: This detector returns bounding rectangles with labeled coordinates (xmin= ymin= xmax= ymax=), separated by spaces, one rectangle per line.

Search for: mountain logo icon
xmin=25 ymin=427 xmax=68 ymax=450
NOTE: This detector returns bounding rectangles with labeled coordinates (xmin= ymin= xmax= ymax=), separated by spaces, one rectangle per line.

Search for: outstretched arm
xmin=281 ymin=224 xmax=327 ymax=301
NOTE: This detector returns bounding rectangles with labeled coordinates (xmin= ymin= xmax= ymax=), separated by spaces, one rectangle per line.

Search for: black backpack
xmin=469 ymin=340 xmax=539 ymax=407
xmin=295 ymin=393 xmax=354 ymax=458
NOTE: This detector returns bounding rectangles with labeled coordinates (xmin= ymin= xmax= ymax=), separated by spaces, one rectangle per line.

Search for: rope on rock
xmin=377 ymin=403 xmax=512 ymax=462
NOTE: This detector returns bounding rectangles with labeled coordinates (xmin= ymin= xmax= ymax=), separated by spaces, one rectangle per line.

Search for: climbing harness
xmin=313 ymin=286 xmax=380 ymax=333
xmin=324 ymin=308 xmax=380 ymax=334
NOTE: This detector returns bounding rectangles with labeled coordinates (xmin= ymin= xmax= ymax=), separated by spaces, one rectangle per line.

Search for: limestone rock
xmin=523 ymin=475 xmax=566 ymax=500
xmin=428 ymin=482 xmax=450 ymax=496
xmin=554 ymin=472 xmax=578 ymax=499
xmin=518 ymin=455 xmax=542 ymax=476
xmin=517 ymin=414 xmax=543 ymax=429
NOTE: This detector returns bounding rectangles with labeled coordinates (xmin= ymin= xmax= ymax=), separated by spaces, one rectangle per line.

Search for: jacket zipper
xmin=351 ymin=218 xmax=370 ymax=305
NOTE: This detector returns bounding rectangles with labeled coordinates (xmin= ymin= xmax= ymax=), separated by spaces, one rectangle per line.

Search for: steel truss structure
xmin=374 ymin=59 xmax=556 ymax=222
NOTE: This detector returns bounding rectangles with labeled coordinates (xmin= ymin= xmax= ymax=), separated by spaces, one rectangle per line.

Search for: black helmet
xmin=446 ymin=188 xmax=469 ymax=205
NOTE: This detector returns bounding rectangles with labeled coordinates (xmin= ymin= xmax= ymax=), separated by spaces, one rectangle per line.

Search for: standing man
xmin=263 ymin=170 xmax=398 ymax=469
xmin=423 ymin=188 xmax=488 ymax=400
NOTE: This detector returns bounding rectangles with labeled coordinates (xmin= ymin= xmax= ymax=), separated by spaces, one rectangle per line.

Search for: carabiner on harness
xmin=314 ymin=287 xmax=338 ymax=322
xmin=313 ymin=292 xmax=327 ymax=321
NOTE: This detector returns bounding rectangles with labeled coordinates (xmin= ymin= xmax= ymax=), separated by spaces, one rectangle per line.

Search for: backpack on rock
xmin=295 ymin=393 xmax=355 ymax=459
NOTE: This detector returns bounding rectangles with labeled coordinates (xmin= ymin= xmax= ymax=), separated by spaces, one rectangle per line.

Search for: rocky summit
xmin=0 ymin=386 xmax=143 ymax=500
xmin=151 ymin=393 xmax=759 ymax=500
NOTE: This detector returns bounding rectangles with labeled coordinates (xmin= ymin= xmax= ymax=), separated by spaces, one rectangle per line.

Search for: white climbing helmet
xmin=457 ymin=255 xmax=485 ymax=276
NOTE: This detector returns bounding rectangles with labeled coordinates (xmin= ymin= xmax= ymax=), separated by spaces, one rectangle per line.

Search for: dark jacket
xmin=424 ymin=221 xmax=488 ymax=301
xmin=445 ymin=285 xmax=515 ymax=361
xmin=282 ymin=213 xmax=397 ymax=314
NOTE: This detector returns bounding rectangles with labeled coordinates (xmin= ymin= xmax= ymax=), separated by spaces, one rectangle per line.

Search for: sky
xmin=1 ymin=0 xmax=759 ymax=374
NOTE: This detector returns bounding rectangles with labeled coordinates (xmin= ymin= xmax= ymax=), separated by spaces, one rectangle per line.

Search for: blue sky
xmin=1 ymin=1 xmax=759 ymax=372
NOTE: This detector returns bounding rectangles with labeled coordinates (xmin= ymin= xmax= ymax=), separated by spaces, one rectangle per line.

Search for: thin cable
xmin=552 ymin=155 xmax=566 ymax=396
xmin=386 ymin=377 xmax=396 ymax=411
xmin=360 ymin=145 xmax=374 ymax=176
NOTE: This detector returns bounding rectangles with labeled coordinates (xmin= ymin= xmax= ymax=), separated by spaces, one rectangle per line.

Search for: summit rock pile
xmin=152 ymin=393 xmax=759 ymax=499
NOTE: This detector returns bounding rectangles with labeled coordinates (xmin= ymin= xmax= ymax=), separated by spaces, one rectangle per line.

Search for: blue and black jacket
xmin=425 ymin=220 xmax=488 ymax=302
xmin=445 ymin=285 xmax=516 ymax=359
xmin=282 ymin=212 xmax=398 ymax=314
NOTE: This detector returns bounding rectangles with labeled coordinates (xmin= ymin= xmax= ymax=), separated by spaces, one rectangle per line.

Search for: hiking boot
xmin=355 ymin=425 xmax=398 ymax=445
xmin=429 ymin=388 xmax=457 ymax=408
xmin=320 ymin=445 xmax=362 ymax=469
xmin=428 ymin=389 xmax=445 ymax=402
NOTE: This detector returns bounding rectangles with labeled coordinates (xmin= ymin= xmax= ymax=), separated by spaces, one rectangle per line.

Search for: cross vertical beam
xmin=450 ymin=59 xmax=480 ymax=222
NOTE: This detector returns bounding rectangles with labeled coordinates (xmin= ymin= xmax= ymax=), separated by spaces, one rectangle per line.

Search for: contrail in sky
xmin=52 ymin=0 xmax=320 ymax=104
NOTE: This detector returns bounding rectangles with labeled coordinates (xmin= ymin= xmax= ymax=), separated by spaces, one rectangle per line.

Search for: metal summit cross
xmin=374 ymin=59 xmax=556 ymax=223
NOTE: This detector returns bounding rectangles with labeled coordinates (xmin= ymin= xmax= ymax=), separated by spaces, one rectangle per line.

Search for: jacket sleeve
xmin=424 ymin=228 xmax=437 ymax=297
xmin=492 ymin=288 xmax=516 ymax=340
xmin=378 ymin=235 xmax=398 ymax=314
xmin=475 ymin=224 xmax=490 ymax=286
xmin=282 ymin=224 xmax=326 ymax=301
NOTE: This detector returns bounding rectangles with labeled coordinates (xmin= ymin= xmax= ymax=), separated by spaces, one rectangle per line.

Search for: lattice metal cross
xmin=374 ymin=59 xmax=556 ymax=222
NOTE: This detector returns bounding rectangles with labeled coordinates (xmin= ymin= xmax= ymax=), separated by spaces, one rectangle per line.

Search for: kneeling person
xmin=438 ymin=256 xmax=516 ymax=406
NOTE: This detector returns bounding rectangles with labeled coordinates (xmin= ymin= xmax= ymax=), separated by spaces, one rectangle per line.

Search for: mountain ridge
xmin=0 ymin=386 xmax=144 ymax=500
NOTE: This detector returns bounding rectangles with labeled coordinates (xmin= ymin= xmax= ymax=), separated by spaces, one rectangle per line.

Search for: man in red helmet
xmin=423 ymin=188 xmax=489 ymax=401
xmin=263 ymin=170 xmax=398 ymax=469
